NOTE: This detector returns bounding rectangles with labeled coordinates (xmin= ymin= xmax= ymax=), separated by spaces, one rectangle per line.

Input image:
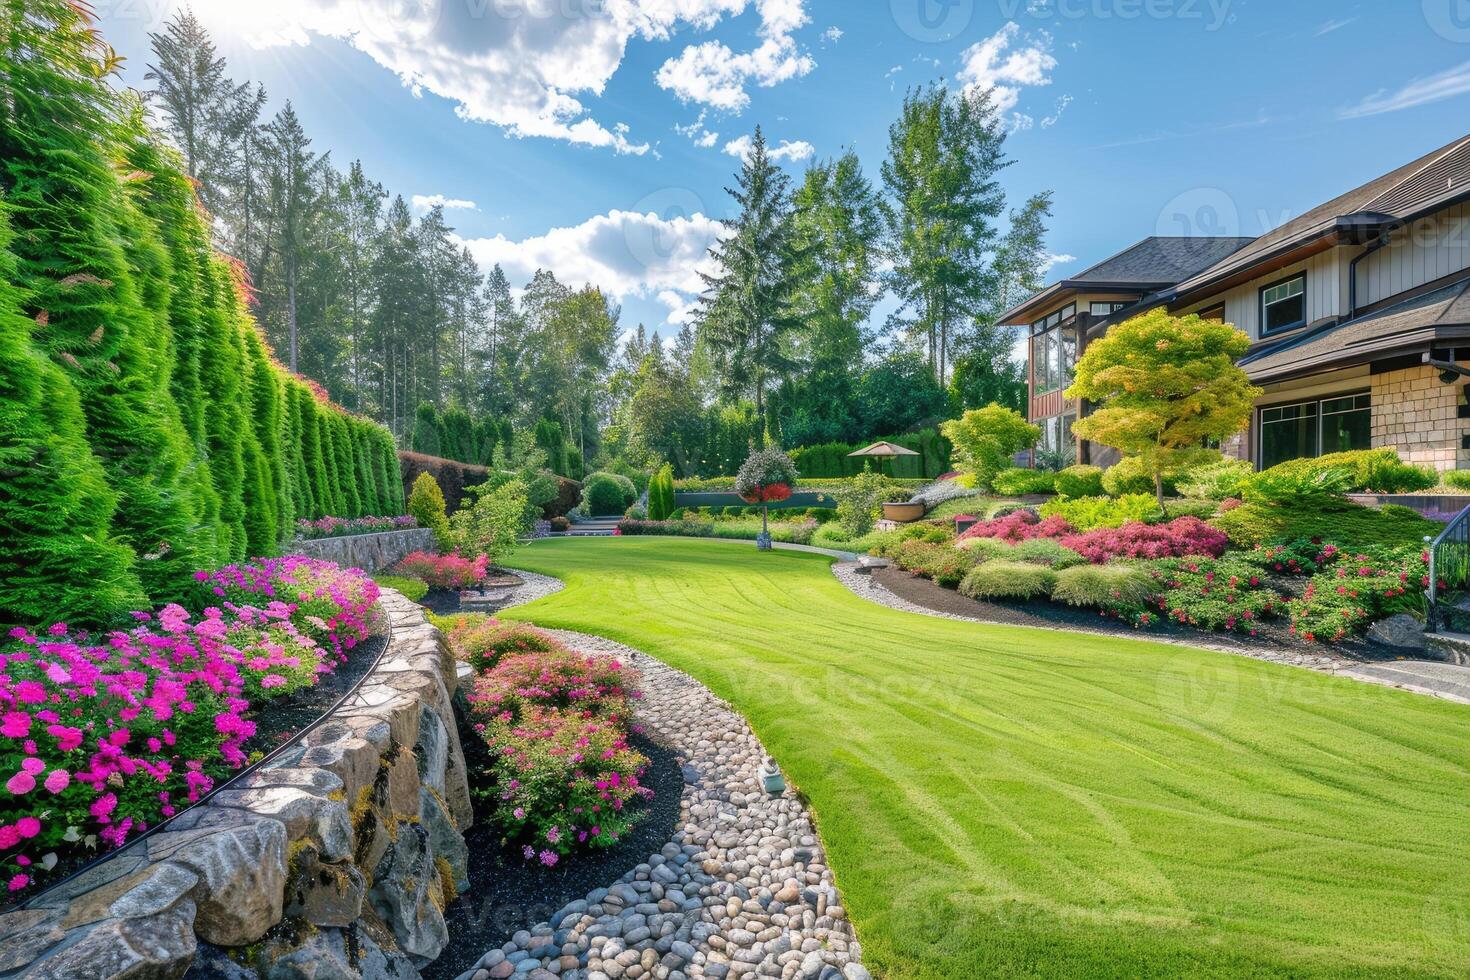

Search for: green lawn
xmin=501 ymin=537 xmax=1470 ymax=979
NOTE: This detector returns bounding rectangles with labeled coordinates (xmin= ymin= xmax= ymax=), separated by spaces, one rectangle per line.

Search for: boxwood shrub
xmin=959 ymin=561 xmax=1057 ymax=601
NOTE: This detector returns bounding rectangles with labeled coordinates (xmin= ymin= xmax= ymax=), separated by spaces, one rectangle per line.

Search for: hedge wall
xmin=398 ymin=452 xmax=490 ymax=514
xmin=790 ymin=429 xmax=952 ymax=479
xmin=0 ymin=3 xmax=402 ymax=628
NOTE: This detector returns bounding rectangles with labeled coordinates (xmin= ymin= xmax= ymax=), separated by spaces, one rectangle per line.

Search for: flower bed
xmin=295 ymin=515 xmax=417 ymax=540
xmin=389 ymin=551 xmax=490 ymax=591
xmin=457 ymin=622 xmax=652 ymax=865
xmin=0 ymin=557 xmax=382 ymax=898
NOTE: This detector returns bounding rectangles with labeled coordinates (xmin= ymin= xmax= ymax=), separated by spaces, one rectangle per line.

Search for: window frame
xmin=1259 ymin=272 xmax=1307 ymax=336
xmin=1255 ymin=390 xmax=1371 ymax=470
xmin=1029 ymin=303 xmax=1076 ymax=395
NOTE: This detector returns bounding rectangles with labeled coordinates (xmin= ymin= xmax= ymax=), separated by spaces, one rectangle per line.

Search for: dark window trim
xmin=1259 ymin=271 xmax=1307 ymax=337
xmin=1253 ymin=388 xmax=1371 ymax=470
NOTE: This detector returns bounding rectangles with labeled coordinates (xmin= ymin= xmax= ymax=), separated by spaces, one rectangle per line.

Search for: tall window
xmin=1258 ymin=393 xmax=1371 ymax=469
xmin=1261 ymin=273 xmax=1306 ymax=335
xmin=1031 ymin=304 xmax=1076 ymax=394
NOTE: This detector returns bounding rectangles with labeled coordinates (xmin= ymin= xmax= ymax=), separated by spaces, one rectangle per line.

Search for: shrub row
xmin=295 ymin=515 xmax=417 ymax=540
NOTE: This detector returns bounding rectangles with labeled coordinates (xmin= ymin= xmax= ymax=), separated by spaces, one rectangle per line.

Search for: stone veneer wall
xmin=2 ymin=589 xmax=471 ymax=979
xmin=292 ymin=528 xmax=436 ymax=572
xmin=1371 ymin=364 xmax=1467 ymax=471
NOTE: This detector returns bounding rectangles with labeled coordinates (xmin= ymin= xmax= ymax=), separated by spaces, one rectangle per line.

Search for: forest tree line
xmin=143 ymin=12 xmax=1052 ymax=478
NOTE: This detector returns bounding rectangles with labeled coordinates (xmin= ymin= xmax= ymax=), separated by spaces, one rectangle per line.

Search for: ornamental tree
xmin=940 ymin=404 xmax=1040 ymax=492
xmin=735 ymin=447 xmax=799 ymax=544
xmin=1066 ymin=309 xmax=1261 ymax=511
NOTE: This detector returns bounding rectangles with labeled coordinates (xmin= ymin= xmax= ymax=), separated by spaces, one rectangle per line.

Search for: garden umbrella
xmin=848 ymin=441 xmax=919 ymax=477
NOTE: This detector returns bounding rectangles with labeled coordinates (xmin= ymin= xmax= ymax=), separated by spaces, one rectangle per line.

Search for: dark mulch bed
xmin=872 ymin=566 xmax=1404 ymax=662
xmin=419 ymin=589 xmax=464 ymax=616
xmin=422 ymin=729 xmax=683 ymax=980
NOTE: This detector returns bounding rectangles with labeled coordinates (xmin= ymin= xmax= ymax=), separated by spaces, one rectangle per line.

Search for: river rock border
xmin=455 ymin=626 xmax=871 ymax=980
xmin=2 ymin=588 xmax=472 ymax=979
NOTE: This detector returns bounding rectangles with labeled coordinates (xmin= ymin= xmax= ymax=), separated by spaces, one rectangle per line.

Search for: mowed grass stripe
xmin=502 ymin=537 xmax=1470 ymax=978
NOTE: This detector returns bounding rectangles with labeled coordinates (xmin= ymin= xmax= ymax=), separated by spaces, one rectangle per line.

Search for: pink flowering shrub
xmin=0 ymin=558 xmax=382 ymax=897
xmin=296 ymin=515 xmax=416 ymax=540
xmin=956 ymin=510 xmax=1074 ymax=544
xmin=389 ymin=552 xmax=489 ymax=592
xmin=199 ymin=556 xmax=382 ymax=660
xmin=1060 ymin=517 xmax=1228 ymax=564
xmin=1287 ymin=549 xmax=1429 ymax=643
xmin=461 ymin=630 xmax=650 ymax=864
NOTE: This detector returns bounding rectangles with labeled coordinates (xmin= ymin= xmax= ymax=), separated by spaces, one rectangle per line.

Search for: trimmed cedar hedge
xmin=790 ymin=429 xmax=952 ymax=479
xmin=399 ymin=452 xmax=489 ymax=514
xmin=0 ymin=3 xmax=402 ymax=628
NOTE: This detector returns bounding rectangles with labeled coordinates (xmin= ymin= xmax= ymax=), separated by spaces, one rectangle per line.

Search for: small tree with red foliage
xmin=735 ymin=448 xmax=799 ymax=549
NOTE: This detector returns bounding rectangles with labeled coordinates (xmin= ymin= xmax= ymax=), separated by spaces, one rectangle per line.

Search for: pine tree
xmin=261 ymin=102 xmax=328 ymax=372
xmin=697 ymin=128 xmax=804 ymax=440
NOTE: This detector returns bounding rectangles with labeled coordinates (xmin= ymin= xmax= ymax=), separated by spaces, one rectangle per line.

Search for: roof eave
xmin=1245 ymin=323 xmax=1470 ymax=384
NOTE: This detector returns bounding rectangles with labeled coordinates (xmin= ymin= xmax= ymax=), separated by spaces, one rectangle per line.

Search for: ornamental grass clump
xmin=464 ymin=636 xmax=651 ymax=864
xmin=1051 ymin=564 xmax=1157 ymax=618
xmin=959 ymin=561 xmax=1057 ymax=601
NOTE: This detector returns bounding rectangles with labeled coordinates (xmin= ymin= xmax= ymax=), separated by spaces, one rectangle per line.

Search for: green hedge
xmin=0 ymin=4 xmax=401 ymax=627
xmin=790 ymin=429 xmax=952 ymax=479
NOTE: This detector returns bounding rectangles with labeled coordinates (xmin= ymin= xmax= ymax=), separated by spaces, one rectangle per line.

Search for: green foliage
xmin=1051 ymin=564 xmax=1156 ymax=612
xmin=583 ymin=473 xmax=631 ymax=516
xmin=1054 ymin=465 xmax=1104 ymax=498
xmin=1069 ymin=310 xmax=1260 ymax=504
xmin=407 ymin=471 xmax=451 ymax=548
xmin=892 ymin=541 xmax=979 ymax=588
xmin=448 ymin=479 xmax=528 ymax=563
xmin=372 ymin=574 xmax=429 ymax=602
xmin=940 ymin=404 xmax=1040 ymax=492
xmin=992 ymin=468 xmax=1056 ymax=495
xmin=647 ymin=464 xmax=676 ymax=521
xmin=1247 ymin=449 xmax=1437 ymax=501
xmin=959 ymin=561 xmax=1057 ymax=601
xmin=1209 ymin=499 xmax=1442 ymax=550
xmin=1040 ymin=494 xmax=1158 ymax=531
xmin=1243 ymin=466 xmax=1354 ymax=505
xmin=1102 ymin=454 xmax=1186 ymax=497
xmin=1006 ymin=538 xmax=1087 ymax=569
xmin=1176 ymin=458 xmax=1252 ymax=501
xmin=411 ymin=402 xmax=442 ymax=456
xmin=1151 ymin=557 xmax=1281 ymax=633
xmin=1443 ymin=470 xmax=1470 ymax=490
xmin=834 ymin=469 xmax=891 ymax=538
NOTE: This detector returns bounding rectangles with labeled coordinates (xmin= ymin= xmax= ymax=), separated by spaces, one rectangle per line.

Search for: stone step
xmin=1424 ymin=631 xmax=1470 ymax=666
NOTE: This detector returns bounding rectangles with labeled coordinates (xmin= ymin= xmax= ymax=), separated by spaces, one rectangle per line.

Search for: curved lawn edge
xmin=496 ymin=537 xmax=1470 ymax=979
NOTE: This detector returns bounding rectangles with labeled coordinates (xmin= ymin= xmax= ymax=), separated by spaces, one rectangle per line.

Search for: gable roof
xmin=1173 ymin=134 xmax=1470 ymax=300
xmin=998 ymin=235 xmax=1253 ymax=325
xmin=1238 ymin=274 xmax=1470 ymax=382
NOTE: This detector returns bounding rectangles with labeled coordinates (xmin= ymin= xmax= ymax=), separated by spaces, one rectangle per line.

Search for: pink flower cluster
xmin=295 ymin=515 xmax=416 ymax=540
xmin=0 ymin=557 xmax=382 ymax=898
xmin=390 ymin=552 xmax=490 ymax=591
xmin=957 ymin=510 xmax=1074 ymax=543
xmin=1059 ymin=517 xmax=1228 ymax=564
xmin=461 ymin=626 xmax=651 ymax=862
xmin=197 ymin=556 xmax=382 ymax=661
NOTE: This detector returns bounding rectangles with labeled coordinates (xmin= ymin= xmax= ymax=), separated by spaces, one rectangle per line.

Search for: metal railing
xmin=1427 ymin=502 xmax=1470 ymax=633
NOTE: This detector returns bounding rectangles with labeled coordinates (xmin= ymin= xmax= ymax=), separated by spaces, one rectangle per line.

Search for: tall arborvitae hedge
xmin=0 ymin=2 xmax=403 ymax=627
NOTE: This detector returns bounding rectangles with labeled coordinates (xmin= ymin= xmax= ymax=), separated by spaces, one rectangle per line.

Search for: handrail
xmin=1426 ymin=502 xmax=1470 ymax=633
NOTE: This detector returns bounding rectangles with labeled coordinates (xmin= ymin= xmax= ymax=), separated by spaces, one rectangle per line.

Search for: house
xmin=1005 ymin=133 xmax=1470 ymax=472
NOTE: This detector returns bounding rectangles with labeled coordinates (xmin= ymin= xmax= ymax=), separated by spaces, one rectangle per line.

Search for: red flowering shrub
xmin=441 ymin=618 xmax=561 ymax=673
xmin=1149 ymin=557 xmax=1283 ymax=634
xmin=1060 ymin=517 xmax=1227 ymax=564
xmin=465 ymin=644 xmax=650 ymax=864
xmin=956 ymin=510 xmax=1073 ymax=544
xmin=1287 ymin=549 xmax=1429 ymax=643
xmin=389 ymin=551 xmax=489 ymax=591
xmin=0 ymin=557 xmax=381 ymax=896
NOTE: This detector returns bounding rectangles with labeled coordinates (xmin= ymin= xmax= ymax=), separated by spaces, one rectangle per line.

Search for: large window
xmin=1260 ymin=273 xmax=1306 ymax=335
xmin=1031 ymin=304 xmax=1076 ymax=394
xmin=1258 ymin=393 xmax=1371 ymax=469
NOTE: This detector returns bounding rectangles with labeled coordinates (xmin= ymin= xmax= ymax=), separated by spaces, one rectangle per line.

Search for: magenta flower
xmin=5 ymin=772 xmax=35 ymax=795
xmin=43 ymin=769 xmax=69 ymax=794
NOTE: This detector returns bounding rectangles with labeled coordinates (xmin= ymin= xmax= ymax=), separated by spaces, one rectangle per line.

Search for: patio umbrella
xmin=848 ymin=441 xmax=920 ymax=477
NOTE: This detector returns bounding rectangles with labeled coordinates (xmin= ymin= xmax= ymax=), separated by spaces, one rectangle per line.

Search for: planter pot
xmin=882 ymin=501 xmax=927 ymax=524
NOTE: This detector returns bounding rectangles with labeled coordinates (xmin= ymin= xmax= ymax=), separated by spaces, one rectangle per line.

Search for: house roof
xmin=998 ymin=236 xmax=1254 ymax=325
xmin=1173 ymin=134 xmax=1470 ymax=300
xmin=1238 ymin=275 xmax=1470 ymax=382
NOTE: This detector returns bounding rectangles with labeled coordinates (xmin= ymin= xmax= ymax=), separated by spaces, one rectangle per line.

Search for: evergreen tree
xmin=412 ymin=402 xmax=443 ymax=456
xmin=697 ymin=128 xmax=804 ymax=439
xmin=260 ymin=102 xmax=328 ymax=371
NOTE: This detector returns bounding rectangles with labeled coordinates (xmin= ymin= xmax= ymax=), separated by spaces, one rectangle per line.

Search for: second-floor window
xmin=1089 ymin=301 xmax=1129 ymax=317
xmin=1031 ymin=304 xmax=1076 ymax=394
xmin=1261 ymin=273 xmax=1306 ymax=335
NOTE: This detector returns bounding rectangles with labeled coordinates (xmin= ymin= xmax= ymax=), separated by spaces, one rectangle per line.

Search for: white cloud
xmin=655 ymin=0 xmax=815 ymax=111
xmin=722 ymin=134 xmax=814 ymax=162
xmin=411 ymin=194 xmax=478 ymax=212
xmin=1340 ymin=62 xmax=1470 ymax=119
xmin=183 ymin=0 xmax=801 ymax=154
xmin=1041 ymin=253 xmax=1075 ymax=274
xmin=957 ymin=22 xmax=1056 ymax=118
xmin=458 ymin=208 xmax=723 ymax=326
xmin=674 ymin=110 xmax=720 ymax=148
xmin=821 ymin=26 xmax=842 ymax=44
xmin=1041 ymin=94 xmax=1072 ymax=128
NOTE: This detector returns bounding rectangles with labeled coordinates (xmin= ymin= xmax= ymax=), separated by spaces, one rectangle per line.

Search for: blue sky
xmin=97 ymin=0 xmax=1470 ymax=339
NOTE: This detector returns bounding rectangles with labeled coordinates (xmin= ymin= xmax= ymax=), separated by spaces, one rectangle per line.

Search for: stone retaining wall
xmin=3 ymin=589 xmax=471 ymax=979
xmin=292 ymin=528 xmax=436 ymax=572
